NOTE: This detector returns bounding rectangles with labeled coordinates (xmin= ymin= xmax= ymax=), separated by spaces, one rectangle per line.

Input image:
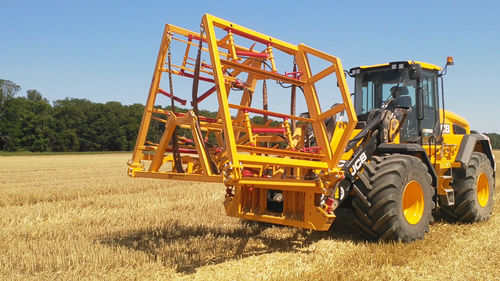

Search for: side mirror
xmin=416 ymin=88 xmax=424 ymax=120
xmin=409 ymin=64 xmax=422 ymax=80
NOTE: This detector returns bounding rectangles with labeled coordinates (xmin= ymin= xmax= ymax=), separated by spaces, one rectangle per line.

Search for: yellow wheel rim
xmin=477 ymin=173 xmax=489 ymax=208
xmin=402 ymin=180 xmax=425 ymax=225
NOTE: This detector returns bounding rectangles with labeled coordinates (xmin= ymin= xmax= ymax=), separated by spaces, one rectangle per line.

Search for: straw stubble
xmin=1 ymin=152 xmax=499 ymax=280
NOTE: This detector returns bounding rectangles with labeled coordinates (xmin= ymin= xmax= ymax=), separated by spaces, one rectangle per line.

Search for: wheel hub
xmin=477 ymin=173 xmax=489 ymax=208
xmin=402 ymin=180 xmax=424 ymax=225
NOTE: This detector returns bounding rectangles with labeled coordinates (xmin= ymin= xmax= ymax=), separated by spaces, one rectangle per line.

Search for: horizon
xmin=5 ymin=82 xmax=499 ymax=135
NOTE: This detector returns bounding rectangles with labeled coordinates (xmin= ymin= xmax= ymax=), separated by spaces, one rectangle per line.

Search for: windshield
xmin=353 ymin=68 xmax=438 ymax=142
xmin=354 ymin=68 xmax=416 ymax=114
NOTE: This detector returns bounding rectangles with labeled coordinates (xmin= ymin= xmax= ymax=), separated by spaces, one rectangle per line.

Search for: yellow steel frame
xmin=128 ymin=14 xmax=357 ymax=230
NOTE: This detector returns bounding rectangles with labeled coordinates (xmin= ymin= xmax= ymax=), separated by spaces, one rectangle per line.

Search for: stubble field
xmin=0 ymin=152 xmax=499 ymax=280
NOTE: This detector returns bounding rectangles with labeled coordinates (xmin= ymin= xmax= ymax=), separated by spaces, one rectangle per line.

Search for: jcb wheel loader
xmin=128 ymin=14 xmax=495 ymax=242
xmin=347 ymin=60 xmax=495 ymax=240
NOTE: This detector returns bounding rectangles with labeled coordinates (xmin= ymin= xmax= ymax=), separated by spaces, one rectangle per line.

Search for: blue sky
xmin=1 ymin=0 xmax=499 ymax=133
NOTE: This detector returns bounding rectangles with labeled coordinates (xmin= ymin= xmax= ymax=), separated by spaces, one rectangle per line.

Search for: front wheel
xmin=352 ymin=154 xmax=435 ymax=242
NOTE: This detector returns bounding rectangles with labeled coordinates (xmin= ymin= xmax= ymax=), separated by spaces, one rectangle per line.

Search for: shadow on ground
xmin=99 ymin=208 xmax=363 ymax=274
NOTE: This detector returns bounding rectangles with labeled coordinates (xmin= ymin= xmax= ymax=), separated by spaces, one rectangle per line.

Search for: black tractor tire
xmin=352 ymin=154 xmax=435 ymax=242
xmin=440 ymin=152 xmax=494 ymax=222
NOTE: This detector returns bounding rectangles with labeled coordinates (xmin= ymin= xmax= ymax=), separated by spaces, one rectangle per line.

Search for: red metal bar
xmin=201 ymin=62 xmax=212 ymax=69
xmin=165 ymin=147 xmax=198 ymax=154
xmin=179 ymin=137 xmax=194 ymax=144
xmin=179 ymin=71 xmax=215 ymax=83
xmin=284 ymin=71 xmax=303 ymax=79
xmin=158 ymin=88 xmax=187 ymax=105
xmin=233 ymin=105 xmax=290 ymax=120
xmin=192 ymin=86 xmax=217 ymax=105
xmin=242 ymin=168 xmax=259 ymax=177
xmin=252 ymin=128 xmax=285 ymax=134
xmin=166 ymin=146 xmax=222 ymax=154
xmin=236 ymin=51 xmax=268 ymax=59
xmin=225 ymin=28 xmax=271 ymax=46
xmin=302 ymin=146 xmax=322 ymax=153
xmin=198 ymin=116 xmax=218 ymax=123
xmin=188 ymin=34 xmax=207 ymax=43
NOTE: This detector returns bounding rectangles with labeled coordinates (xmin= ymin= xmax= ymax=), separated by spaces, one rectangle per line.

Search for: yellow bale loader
xmin=128 ymin=14 xmax=495 ymax=242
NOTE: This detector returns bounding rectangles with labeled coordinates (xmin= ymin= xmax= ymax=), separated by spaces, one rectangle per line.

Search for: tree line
xmin=1 ymin=79 xmax=499 ymax=152
xmin=0 ymin=79 xmax=144 ymax=152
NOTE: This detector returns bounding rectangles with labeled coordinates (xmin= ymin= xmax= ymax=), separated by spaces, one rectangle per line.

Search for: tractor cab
xmin=349 ymin=61 xmax=442 ymax=143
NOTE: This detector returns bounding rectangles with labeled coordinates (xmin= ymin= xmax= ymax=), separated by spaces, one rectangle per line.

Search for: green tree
xmin=51 ymin=98 xmax=89 ymax=151
xmin=18 ymin=90 xmax=53 ymax=151
xmin=0 ymin=80 xmax=22 ymax=151
xmin=101 ymin=101 xmax=128 ymax=151
xmin=123 ymin=103 xmax=145 ymax=150
xmin=485 ymin=133 xmax=500 ymax=149
xmin=0 ymin=79 xmax=20 ymax=104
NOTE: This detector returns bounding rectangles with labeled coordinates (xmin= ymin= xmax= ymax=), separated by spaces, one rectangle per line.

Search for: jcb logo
xmin=441 ymin=124 xmax=451 ymax=134
xmin=350 ymin=152 xmax=367 ymax=177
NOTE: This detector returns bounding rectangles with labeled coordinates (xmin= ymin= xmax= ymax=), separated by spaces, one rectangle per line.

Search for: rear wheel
xmin=352 ymin=154 xmax=435 ymax=242
xmin=441 ymin=152 xmax=494 ymax=222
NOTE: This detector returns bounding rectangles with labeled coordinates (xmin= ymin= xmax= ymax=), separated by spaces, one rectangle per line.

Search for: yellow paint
xmin=477 ymin=173 xmax=489 ymax=208
xmin=358 ymin=61 xmax=442 ymax=71
xmin=402 ymin=180 xmax=425 ymax=225
xmin=441 ymin=109 xmax=470 ymax=134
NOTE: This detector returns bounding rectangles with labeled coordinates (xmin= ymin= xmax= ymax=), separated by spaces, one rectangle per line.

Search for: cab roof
xmin=349 ymin=61 xmax=442 ymax=74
